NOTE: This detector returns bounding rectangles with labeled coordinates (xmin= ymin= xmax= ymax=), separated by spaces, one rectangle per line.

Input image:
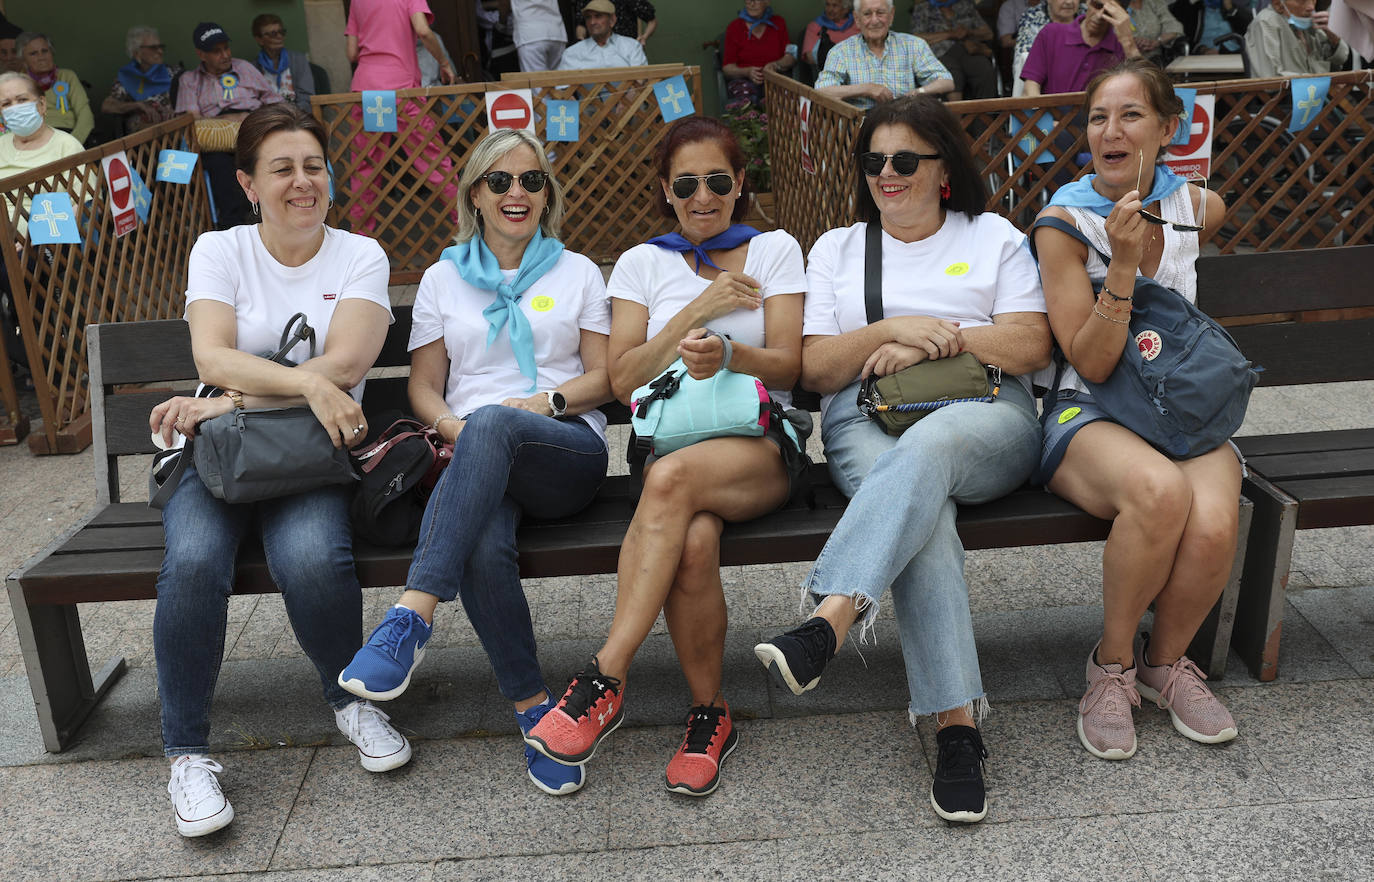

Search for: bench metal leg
xmin=1234 ymin=474 xmax=1298 ymax=681
xmin=6 ymin=580 xmax=127 ymax=752
xmin=1186 ymin=496 xmax=1252 ymax=680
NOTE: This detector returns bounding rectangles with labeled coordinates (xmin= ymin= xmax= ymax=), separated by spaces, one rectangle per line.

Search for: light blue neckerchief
xmin=442 ymin=229 xmax=565 ymax=392
xmin=738 ymin=6 xmax=781 ymax=29
xmin=1048 ymin=164 xmax=1189 ymax=218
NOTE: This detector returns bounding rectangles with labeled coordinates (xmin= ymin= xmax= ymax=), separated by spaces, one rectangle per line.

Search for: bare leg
xmin=595 ymin=437 xmax=789 ymax=683
xmin=1147 ymin=446 xmax=1243 ymax=663
xmin=1048 ymin=422 xmax=1193 ymax=666
xmin=662 ymin=512 xmax=728 ymax=706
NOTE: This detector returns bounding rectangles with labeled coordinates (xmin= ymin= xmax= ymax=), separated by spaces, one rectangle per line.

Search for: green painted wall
xmin=7 ymin=0 xmax=308 ymax=107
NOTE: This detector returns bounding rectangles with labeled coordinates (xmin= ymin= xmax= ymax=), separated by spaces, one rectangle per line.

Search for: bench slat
xmin=1228 ymin=317 xmax=1374 ymax=386
xmin=1197 ymin=246 xmax=1374 ymax=317
xmin=92 ymin=320 xmax=196 ymax=385
xmin=1280 ymin=475 xmax=1374 ymax=529
xmin=1235 ymin=428 xmax=1374 ymax=458
xmin=1240 ymin=449 xmax=1374 ymax=482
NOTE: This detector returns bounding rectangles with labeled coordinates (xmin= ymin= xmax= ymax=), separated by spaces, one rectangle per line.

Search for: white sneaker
xmin=167 ymin=754 xmax=234 ymax=837
xmin=335 ymin=700 xmax=412 ymax=772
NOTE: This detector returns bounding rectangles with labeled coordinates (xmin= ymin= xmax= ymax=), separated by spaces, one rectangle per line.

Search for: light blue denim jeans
xmin=407 ymin=405 xmax=608 ymax=702
xmin=155 ymin=466 xmax=361 ymax=757
xmin=803 ymin=377 xmax=1041 ymax=718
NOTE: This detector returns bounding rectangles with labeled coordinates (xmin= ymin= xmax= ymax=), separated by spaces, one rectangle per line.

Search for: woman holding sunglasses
xmin=338 ymin=128 xmax=613 ymax=797
xmin=526 ymin=116 xmax=807 ymax=797
xmin=1031 ymin=59 xmax=1238 ymax=762
xmin=753 ymin=94 xmax=1050 ymax=824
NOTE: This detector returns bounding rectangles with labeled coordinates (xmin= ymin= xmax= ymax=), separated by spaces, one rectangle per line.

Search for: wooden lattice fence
xmin=0 ymin=116 xmax=211 ymax=452
xmin=765 ymin=69 xmax=1374 ymax=256
xmin=314 ymin=65 xmax=703 ymax=282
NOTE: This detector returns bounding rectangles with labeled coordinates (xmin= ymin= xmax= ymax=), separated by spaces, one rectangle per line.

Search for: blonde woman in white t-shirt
xmin=527 ymin=117 xmax=809 ymax=797
xmin=760 ymin=94 xmax=1051 ymax=824
xmin=146 ymin=104 xmax=403 ymax=839
xmin=339 ymin=128 xmax=614 ymax=799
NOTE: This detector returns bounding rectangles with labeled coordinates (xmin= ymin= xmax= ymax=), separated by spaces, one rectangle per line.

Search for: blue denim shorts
xmin=1037 ymin=389 xmax=1246 ymax=486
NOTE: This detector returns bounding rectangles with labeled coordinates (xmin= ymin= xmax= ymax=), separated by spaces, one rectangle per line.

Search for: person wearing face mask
xmin=1246 ymin=0 xmax=1349 ymax=76
xmin=0 ymin=72 xmax=83 ymax=237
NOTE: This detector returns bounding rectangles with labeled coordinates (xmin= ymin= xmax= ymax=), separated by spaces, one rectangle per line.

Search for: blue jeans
xmin=804 ymin=378 xmax=1041 ymax=717
xmin=155 ymin=466 xmax=361 ymax=757
xmin=407 ymin=405 xmax=608 ymax=702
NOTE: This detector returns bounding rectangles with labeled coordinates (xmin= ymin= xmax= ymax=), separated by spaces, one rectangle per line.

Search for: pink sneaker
xmin=1078 ymin=642 xmax=1141 ymax=760
xmin=1135 ymin=635 xmax=1238 ymax=744
xmin=524 ymin=658 xmax=624 ymax=765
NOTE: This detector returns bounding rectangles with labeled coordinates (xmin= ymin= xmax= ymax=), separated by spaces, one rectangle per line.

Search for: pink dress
xmin=344 ymin=0 xmax=457 ymax=234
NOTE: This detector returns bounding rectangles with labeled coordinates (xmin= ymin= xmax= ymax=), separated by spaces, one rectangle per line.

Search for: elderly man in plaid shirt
xmin=816 ymin=0 xmax=954 ymax=108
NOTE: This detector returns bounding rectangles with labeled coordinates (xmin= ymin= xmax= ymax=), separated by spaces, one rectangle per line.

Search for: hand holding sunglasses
xmin=479 ymin=169 xmax=549 ymax=195
xmin=859 ymin=151 xmax=941 ymax=177
xmin=1135 ymin=150 xmax=1207 ymax=232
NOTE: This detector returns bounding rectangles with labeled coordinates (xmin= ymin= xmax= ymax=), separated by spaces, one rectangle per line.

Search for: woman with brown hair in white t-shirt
xmin=147 ymin=103 xmax=404 ymax=839
xmin=526 ymin=116 xmax=810 ymax=798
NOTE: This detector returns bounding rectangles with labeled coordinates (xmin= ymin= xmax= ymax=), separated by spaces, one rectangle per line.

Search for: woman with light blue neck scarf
xmin=339 ymin=128 xmax=614 ymax=798
xmin=1031 ymin=60 xmax=1240 ymax=764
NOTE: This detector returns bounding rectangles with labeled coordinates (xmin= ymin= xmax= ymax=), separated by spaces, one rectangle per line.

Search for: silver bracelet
xmin=431 ymin=412 xmax=461 ymax=430
xmin=1092 ymin=303 xmax=1130 ymax=325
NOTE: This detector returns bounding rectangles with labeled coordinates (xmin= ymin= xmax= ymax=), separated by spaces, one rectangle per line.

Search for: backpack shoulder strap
xmin=1027 ymin=214 xmax=1111 ymax=267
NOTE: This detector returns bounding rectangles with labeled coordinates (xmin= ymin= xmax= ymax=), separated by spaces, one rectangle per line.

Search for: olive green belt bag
xmin=857 ymin=352 xmax=999 ymax=436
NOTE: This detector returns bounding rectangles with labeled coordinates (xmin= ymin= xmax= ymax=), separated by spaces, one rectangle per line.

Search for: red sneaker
xmin=665 ymin=702 xmax=739 ymax=797
xmin=524 ymin=659 xmax=624 ymax=765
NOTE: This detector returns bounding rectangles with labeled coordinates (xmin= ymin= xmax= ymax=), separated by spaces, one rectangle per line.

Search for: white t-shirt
xmin=185 ymin=225 xmax=394 ymax=402
xmin=606 ymin=229 xmax=807 ymax=405
xmin=803 ymin=212 xmax=1046 ymax=414
xmin=512 ymin=0 xmax=567 ymax=46
xmin=409 ymin=249 xmax=611 ymax=438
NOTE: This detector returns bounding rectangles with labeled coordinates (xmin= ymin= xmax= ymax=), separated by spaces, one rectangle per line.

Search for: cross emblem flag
xmin=32 ymin=197 xmax=69 ymax=237
xmin=551 ymin=105 xmax=575 ymax=138
xmin=1295 ymin=85 xmax=1322 ymax=127
xmin=545 ymin=99 xmax=579 ymax=142
xmin=158 ymin=153 xmax=188 ymax=179
xmin=362 ymin=90 xmax=398 ymax=132
xmin=1288 ymin=76 xmax=1330 ymax=133
xmin=653 ymin=75 xmax=694 ymax=123
xmin=367 ymin=95 xmax=393 ymax=128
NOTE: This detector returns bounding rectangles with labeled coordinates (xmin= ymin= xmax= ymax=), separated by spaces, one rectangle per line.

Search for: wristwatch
xmin=544 ymin=390 xmax=567 ymax=417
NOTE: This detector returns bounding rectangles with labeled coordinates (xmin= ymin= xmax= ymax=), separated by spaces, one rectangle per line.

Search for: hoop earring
xmin=940 ymin=181 xmax=951 ymax=201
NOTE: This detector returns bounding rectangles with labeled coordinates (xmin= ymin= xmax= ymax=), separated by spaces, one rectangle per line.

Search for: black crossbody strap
xmin=864 ymin=220 xmax=884 ymax=325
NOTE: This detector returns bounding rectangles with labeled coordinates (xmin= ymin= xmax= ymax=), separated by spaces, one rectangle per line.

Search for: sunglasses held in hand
xmin=1136 ymin=150 xmax=1207 ymax=232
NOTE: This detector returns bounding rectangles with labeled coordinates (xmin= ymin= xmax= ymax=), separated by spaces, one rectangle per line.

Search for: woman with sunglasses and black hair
xmin=754 ymin=93 xmax=1050 ymax=824
xmin=526 ymin=115 xmax=808 ymax=798
xmin=338 ymin=128 xmax=613 ymax=798
xmin=1031 ymin=59 xmax=1238 ymax=763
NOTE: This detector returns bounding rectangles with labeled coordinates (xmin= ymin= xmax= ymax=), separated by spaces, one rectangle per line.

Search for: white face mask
xmin=1281 ymin=0 xmax=1313 ymax=28
xmin=1 ymin=100 xmax=43 ymax=136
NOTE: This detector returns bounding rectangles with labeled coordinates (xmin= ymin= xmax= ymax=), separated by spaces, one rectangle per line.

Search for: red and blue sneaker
xmin=665 ymin=702 xmax=739 ymax=797
xmin=523 ymin=658 xmax=623 ymax=765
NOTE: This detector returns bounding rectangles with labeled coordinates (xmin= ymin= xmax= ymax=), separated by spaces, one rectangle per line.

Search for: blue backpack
xmin=1029 ymin=216 xmax=1260 ymax=459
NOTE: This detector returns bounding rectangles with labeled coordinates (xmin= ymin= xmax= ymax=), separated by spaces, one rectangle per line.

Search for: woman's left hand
xmin=862 ymin=342 xmax=928 ymax=378
xmin=678 ymin=329 xmax=726 ymax=379
xmin=500 ymin=394 xmax=554 ymax=416
xmin=751 ymin=65 xmax=767 ymax=84
xmin=148 ymin=394 xmax=234 ymax=446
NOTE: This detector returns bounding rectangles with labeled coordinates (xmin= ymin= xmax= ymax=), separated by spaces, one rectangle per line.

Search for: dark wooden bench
xmin=1197 ymin=245 xmax=1374 ymax=681
xmin=7 ymin=306 xmax=1252 ymax=752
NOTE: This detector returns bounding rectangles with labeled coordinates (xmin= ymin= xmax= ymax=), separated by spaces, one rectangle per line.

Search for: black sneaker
xmin=753 ymin=617 xmax=836 ymax=695
xmin=930 ymin=725 xmax=989 ymax=824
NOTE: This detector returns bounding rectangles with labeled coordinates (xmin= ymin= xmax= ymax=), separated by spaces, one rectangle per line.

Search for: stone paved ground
xmin=2 ymin=331 xmax=1372 ymax=880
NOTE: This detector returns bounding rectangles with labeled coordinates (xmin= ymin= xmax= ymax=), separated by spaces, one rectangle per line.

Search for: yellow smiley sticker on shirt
xmin=530 ymin=295 xmax=555 ymax=312
xmin=944 ymin=262 xmax=970 ymax=276
xmin=1057 ymin=406 xmax=1082 ymax=424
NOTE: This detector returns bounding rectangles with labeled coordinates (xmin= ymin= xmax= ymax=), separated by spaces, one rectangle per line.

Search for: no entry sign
xmin=101 ymin=151 xmax=139 ymax=237
xmin=486 ymin=89 xmax=535 ymax=132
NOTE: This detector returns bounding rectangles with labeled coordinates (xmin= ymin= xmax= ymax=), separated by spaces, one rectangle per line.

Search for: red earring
xmin=940 ymin=181 xmax=951 ymax=201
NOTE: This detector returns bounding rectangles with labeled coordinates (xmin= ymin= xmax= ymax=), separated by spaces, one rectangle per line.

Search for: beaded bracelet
xmin=1093 ymin=303 xmax=1130 ymax=324
xmin=432 ymin=412 xmax=461 ymax=431
xmin=1101 ymin=284 xmax=1132 ymax=303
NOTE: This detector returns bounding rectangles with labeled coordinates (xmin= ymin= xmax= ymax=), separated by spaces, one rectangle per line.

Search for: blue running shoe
xmin=516 ymin=698 xmax=586 ymax=796
xmin=337 ymin=605 xmax=432 ymax=701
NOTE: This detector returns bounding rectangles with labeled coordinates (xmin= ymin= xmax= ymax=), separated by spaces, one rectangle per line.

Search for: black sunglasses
xmin=480 ymin=169 xmax=549 ymax=195
xmin=860 ymin=151 xmax=941 ymax=177
xmin=141 ymin=43 xmax=166 ymax=51
xmin=671 ymin=173 xmax=735 ymax=200
xmin=1135 ymin=151 xmax=1206 ymax=232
